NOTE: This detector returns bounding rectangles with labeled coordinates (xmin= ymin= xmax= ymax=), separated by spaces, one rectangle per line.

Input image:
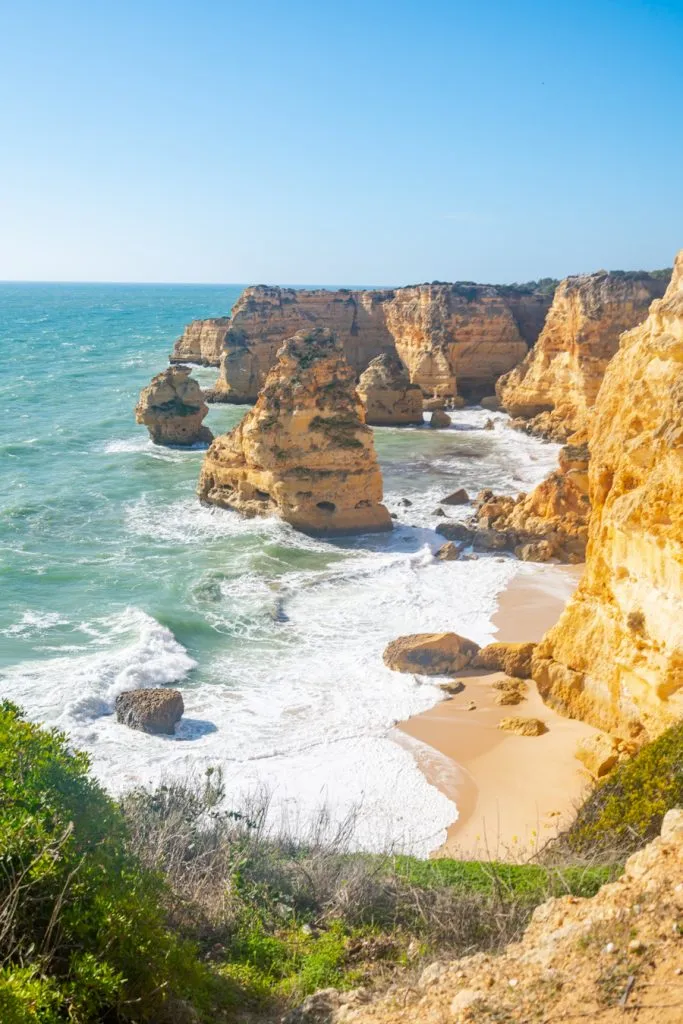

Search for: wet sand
xmin=395 ymin=564 xmax=597 ymax=860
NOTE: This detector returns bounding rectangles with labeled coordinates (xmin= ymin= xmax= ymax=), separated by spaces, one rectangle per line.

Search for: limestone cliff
xmin=135 ymin=365 xmax=213 ymax=446
xmin=356 ymin=353 xmax=423 ymax=425
xmin=170 ymin=317 xmax=230 ymax=366
xmin=498 ymin=271 xmax=669 ymax=441
xmin=179 ymin=282 xmax=552 ymax=403
xmin=532 ymin=252 xmax=683 ymax=740
xmin=197 ymin=328 xmax=392 ymax=535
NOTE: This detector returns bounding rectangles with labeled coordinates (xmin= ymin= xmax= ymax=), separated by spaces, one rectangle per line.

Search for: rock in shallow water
xmin=135 ymin=365 xmax=213 ymax=446
xmin=383 ymin=632 xmax=480 ymax=675
xmin=115 ymin=689 xmax=184 ymax=735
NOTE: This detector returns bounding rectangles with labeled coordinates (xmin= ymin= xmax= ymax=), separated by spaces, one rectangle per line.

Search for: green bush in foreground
xmin=556 ymin=721 xmax=683 ymax=857
xmin=0 ymin=701 xmax=225 ymax=1023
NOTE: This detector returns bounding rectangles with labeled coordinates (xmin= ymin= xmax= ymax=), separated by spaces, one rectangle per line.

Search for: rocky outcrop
xmin=436 ymin=434 xmax=590 ymax=562
xmin=180 ymin=282 xmax=553 ymax=403
xmin=115 ymin=689 xmax=184 ymax=735
xmin=197 ymin=328 xmax=392 ymax=536
xmin=532 ymin=252 xmax=683 ymax=741
xmin=498 ymin=715 xmax=547 ymax=736
xmin=135 ymin=366 xmax=213 ymax=446
xmin=472 ymin=642 xmax=536 ymax=678
xmin=356 ymin=353 xmax=423 ymax=425
xmin=333 ymin=810 xmax=683 ymax=1024
xmin=383 ymin=633 xmax=480 ymax=675
xmin=170 ymin=317 xmax=231 ymax=366
xmin=498 ymin=270 xmax=669 ymax=441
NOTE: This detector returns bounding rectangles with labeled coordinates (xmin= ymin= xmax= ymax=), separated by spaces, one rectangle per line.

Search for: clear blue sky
xmin=1 ymin=0 xmax=681 ymax=285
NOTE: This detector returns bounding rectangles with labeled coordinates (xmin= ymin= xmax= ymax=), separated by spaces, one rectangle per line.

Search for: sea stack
xmin=497 ymin=270 xmax=670 ymax=441
xmin=198 ymin=328 xmax=393 ymax=536
xmin=356 ymin=352 xmax=423 ymax=425
xmin=532 ymin=251 xmax=683 ymax=740
xmin=135 ymin=365 xmax=213 ymax=446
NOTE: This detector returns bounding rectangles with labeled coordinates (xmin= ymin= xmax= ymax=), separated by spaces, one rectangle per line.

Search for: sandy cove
xmin=394 ymin=564 xmax=599 ymax=860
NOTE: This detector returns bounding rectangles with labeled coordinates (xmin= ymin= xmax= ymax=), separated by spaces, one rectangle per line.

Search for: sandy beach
xmin=395 ymin=563 xmax=598 ymax=860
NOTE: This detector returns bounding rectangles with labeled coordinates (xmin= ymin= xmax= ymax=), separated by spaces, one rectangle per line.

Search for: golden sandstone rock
xmin=472 ymin=641 xmax=537 ymax=678
xmin=356 ymin=353 xmax=423 ymax=425
xmin=178 ymin=282 xmax=552 ymax=402
xmin=497 ymin=270 xmax=669 ymax=441
xmin=498 ymin=716 xmax=547 ymax=736
xmin=383 ymin=633 xmax=480 ymax=675
xmin=532 ymin=252 xmax=683 ymax=741
xmin=197 ymin=328 xmax=392 ymax=536
xmin=135 ymin=366 xmax=213 ymax=446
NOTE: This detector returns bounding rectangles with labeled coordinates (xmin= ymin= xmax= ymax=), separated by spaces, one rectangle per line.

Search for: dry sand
xmin=395 ymin=564 xmax=598 ymax=860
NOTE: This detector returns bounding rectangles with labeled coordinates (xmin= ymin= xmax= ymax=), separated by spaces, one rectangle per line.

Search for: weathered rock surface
xmin=170 ymin=317 xmax=231 ymax=366
xmin=429 ymin=409 xmax=451 ymax=429
xmin=497 ymin=270 xmax=669 ymax=441
xmin=328 ymin=812 xmax=683 ymax=1024
xmin=472 ymin=642 xmax=537 ymax=678
xmin=383 ymin=633 xmax=479 ymax=675
xmin=498 ymin=715 xmax=547 ymax=736
xmin=198 ymin=328 xmax=392 ymax=536
xmin=356 ymin=353 xmax=423 ymax=425
xmin=434 ymin=541 xmax=463 ymax=561
xmin=135 ymin=366 xmax=213 ymax=446
xmin=532 ymin=252 xmax=683 ymax=741
xmin=178 ymin=282 xmax=553 ymax=403
xmin=115 ymin=689 xmax=184 ymax=735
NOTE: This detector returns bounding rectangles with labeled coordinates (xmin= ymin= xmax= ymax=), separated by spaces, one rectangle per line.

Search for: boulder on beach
xmin=115 ymin=689 xmax=184 ymax=735
xmin=498 ymin=716 xmax=547 ymax=736
xmin=440 ymin=488 xmax=470 ymax=505
xmin=135 ymin=365 xmax=213 ymax=446
xmin=434 ymin=541 xmax=463 ymax=561
xmin=429 ymin=409 xmax=451 ymax=429
xmin=383 ymin=632 xmax=480 ymax=675
xmin=472 ymin=642 xmax=537 ymax=679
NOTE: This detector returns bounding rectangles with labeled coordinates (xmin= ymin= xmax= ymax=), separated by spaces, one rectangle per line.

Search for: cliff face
xmin=197 ymin=328 xmax=392 ymax=535
xmin=497 ymin=271 xmax=670 ymax=441
xmin=135 ymin=365 xmax=213 ymax=446
xmin=357 ymin=353 xmax=423 ymax=425
xmin=532 ymin=252 xmax=683 ymax=740
xmin=170 ymin=317 xmax=231 ymax=366
xmin=179 ymin=282 xmax=552 ymax=403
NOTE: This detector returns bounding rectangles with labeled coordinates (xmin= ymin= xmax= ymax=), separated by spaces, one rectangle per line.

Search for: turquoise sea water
xmin=0 ymin=283 xmax=564 ymax=853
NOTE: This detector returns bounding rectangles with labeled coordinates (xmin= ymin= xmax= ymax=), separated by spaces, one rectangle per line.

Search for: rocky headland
xmin=356 ymin=352 xmax=423 ymax=425
xmin=134 ymin=365 xmax=213 ymax=446
xmin=497 ymin=270 xmax=669 ymax=441
xmin=170 ymin=316 xmax=231 ymax=366
xmin=197 ymin=327 xmax=392 ymax=535
xmin=174 ymin=281 xmax=554 ymax=402
xmin=531 ymin=251 xmax=683 ymax=741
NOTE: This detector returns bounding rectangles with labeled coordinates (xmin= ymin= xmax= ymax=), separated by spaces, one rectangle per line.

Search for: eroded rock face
xmin=135 ymin=366 xmax=213 ymax=446
xmin=170 ymin=317 xmax=231 ymax=366
xmin=115 ymin=689 xmax=184 ymax=735
xmin=198 ymin=328 xmax=392 ymax=536
xmin=356 ymin=353 xmax=423 ymax=425
xmin=497 ymin=270 xmax=669 ymax=441
xmin=472 ymin=642 xmax=537 ymax=678
xmin=178 ymin=282 xmax=553 ymax=403
xmin=532 ymin=252 xmax=683 ymax=740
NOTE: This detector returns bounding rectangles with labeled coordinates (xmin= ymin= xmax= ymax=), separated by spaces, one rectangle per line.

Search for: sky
xmin=1 ymin=0 xmax=682 ymax=286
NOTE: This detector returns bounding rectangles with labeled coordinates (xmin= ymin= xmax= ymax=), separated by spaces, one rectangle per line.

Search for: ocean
xmin=0 ymin=282 xmax=564 ymax=855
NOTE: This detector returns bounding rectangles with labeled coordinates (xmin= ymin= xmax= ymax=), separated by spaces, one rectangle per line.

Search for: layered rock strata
xmin=532 ymin=252 xmax=683 ymax=740
xmin=356 ymin=353 xmax=423 ymax=425
xmin=176 ymin=282 xmax=553 ymax=403
xmin=170 ymin=317 xmax=231 ymax=366
xmin=498 ymin=270 xmax=669 ymax=441
xmin=197 ymin=328 xmax=392 ymax=536
xmin=135 ymin=365 xmax=213 ymax=446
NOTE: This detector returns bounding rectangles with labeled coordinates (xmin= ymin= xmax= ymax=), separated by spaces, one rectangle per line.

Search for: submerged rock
xmin=135 ymin=365 xmax=213 ymax=446
xmin=198 ymin=328 xmax=392 ymax=536
xmin=115 ymin=689 xmax=184 ymax=735
xmin=383 ymin=632 xmax=480 ymax=675
xmin=356 ymin=352 xmax=423 ymax=425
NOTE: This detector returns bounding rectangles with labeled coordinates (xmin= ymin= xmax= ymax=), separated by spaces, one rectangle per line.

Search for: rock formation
xmin=497 ymin=270 xmax=669 ymax=441
xmin=532 ymin=252 xmax=683 ymax=741
xmin=175 ymin=282 xmax=554 ymax=403
xmin=328 ymin=810 xmax=683 ymax=1024
xmin=135 ymin=365 xmax=213 ymax=446
xmin=498 ymin=715 xmax=547 ymax=736
xmin=197 ymin=328 xmax=392 ymax=536
xmin=115 ymin=689 xmax=184 ymax=735
xmin=170 ymin=317 xmax=231 ymax=366
xmin=356 ymin=353 xmax=423 ymax=425
xmin=472 ymin=641 xmax=536 ymax=678
xmin=383 ymin=633 xmax=480 ymax=675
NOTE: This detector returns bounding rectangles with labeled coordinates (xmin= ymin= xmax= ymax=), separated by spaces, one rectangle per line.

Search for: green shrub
xmin=555 ymin=722 xmax=683 ymax=858
xmin=0 ymin=701 xmax=222 ymax=1023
